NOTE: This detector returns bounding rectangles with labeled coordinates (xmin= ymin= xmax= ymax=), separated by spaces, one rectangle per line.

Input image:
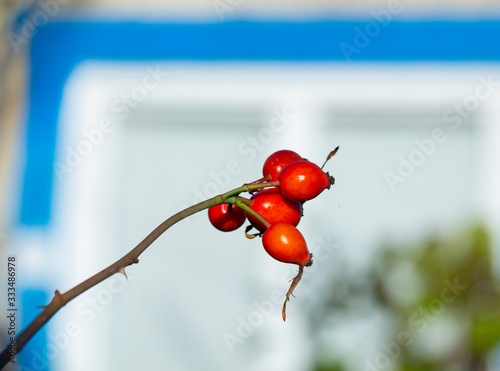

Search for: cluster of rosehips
xmin=208 ymin=148 xmax=338 ymax=320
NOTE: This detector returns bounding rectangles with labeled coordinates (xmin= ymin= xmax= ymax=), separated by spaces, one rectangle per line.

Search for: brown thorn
xmin=320 ymin=146 xmax=340 ymax=170
xmin=119 ymin=268 xmax=128 ymax=279
xmin=282 ymin=265 xmax=304 ymax=321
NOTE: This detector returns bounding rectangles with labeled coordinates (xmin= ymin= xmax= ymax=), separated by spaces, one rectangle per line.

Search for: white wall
xmin=16 ymin=61 xmax=500 ymax=371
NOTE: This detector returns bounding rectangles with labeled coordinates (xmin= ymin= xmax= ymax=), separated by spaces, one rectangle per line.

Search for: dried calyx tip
xmin=245 ymin=225 xmax=260 ymax=239
xmin=328 ymin=174 xmax=335 ymax=187
xmin=320 ymin=146 xmax=340 ymax=170
xmin=304 ymin=254 xmax=313 ymax=267
xmin=282 ymin=265 xmax=306 ymax=321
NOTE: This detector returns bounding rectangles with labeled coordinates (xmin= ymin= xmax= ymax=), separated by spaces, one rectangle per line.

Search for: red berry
xmin=246 ymin=188 xmax=302 ymax=233
xmin=208 ymin=204 xmax=246 ymax=232
xmin=263 ymin=150 xmax=302 ymax=181
xmin=278 ymin=160 xmax=333 ymax=202
xmin=262 ymin=222 xmax=312 ymax=266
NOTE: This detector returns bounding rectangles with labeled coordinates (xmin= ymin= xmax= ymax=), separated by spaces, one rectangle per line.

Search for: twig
xmin=0 ymin=180 xmax=279 ymax=369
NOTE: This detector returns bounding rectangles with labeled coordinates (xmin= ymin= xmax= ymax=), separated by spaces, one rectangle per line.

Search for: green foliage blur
xmin=310 ymin=225 xmax=500 ymax=371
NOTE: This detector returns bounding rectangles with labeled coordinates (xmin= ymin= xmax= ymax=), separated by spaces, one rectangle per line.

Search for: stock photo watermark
xmin=183 ymin=107 xmax=296 ymax=208
xmin=222 ymin=236 xmax=339 ymax=353
xmin=363 ymin=277 xmax=467 ymax=371
xmin=5 ymin=255 xmax=17 ymax=365
xmin=339 ymin=0 xmax=404 ymax=61
xmin=19 ymin=273 xmax=134 ymax=371
xmin=385 ymin=73 xmax=500 ymax=192
xmin=384 ymin=129 xmax=447 ymax=192
xmin=212 ymin=0 xmax=243 ymax=20
xmin=53 ymin=65 xmax=170 ymax=182
xmin=8 ymin=0 xmax=70 ymax=53
xmin=442 ymin=74 xmax=500 ymax=129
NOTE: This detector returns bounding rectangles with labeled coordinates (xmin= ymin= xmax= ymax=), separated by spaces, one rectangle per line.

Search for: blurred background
xmin=1 ymin=1 xmax=500 ymax=370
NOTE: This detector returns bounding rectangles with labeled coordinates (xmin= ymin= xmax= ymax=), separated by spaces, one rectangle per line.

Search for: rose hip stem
xmin=232 ymin=197 xmax=271 ymax=230
xmin=0 ymin=179 xmax=280 ymax=368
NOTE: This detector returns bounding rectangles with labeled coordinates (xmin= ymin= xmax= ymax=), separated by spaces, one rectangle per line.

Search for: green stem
xmin=231 ymin=197 xmax=271 ymax=229
xmin=0 ymin=180 xmax=279 ymax=369
xmin=222 ymin=180 xmax=279 ymax=199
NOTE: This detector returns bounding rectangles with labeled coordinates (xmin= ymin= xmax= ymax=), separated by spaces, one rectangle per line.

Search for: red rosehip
xmin=262 ymin=222 xmax=312 ymax=266
xmin=263 ymin=150 xmax=302 ymax=181
xmin=246 ymin=188 xmax=302 ymax=233
xmin=263 ymin=222 xmax=313 ymax=321
xmin=208 ymin=204 xmax=246 ymax=232
xmin=278 ymin=160 xmax=334 ymax=202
